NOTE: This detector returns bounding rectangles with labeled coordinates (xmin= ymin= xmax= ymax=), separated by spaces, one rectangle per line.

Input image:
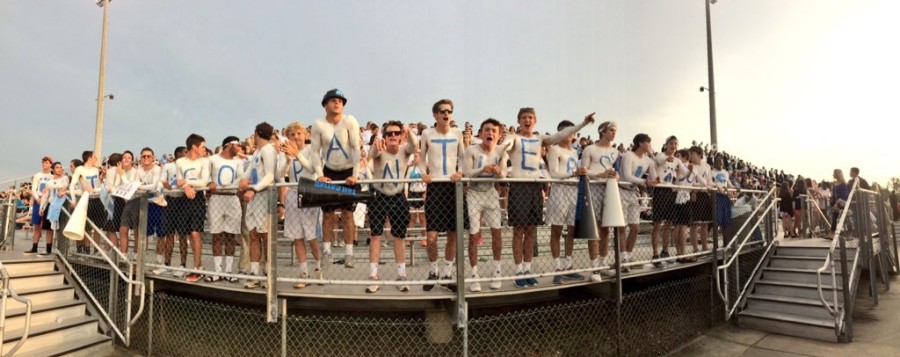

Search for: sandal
xmin=204 ymin=275 xmax=221 ymax=283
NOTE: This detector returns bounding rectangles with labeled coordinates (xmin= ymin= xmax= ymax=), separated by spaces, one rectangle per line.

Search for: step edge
xmin=2 ymin=316 xmax=97 ymax=343
xmin=15 ymin=334 xmax=111 ymax=357
xmin=755 ymin=280 xmax=843 ymax=291
xmin=739 ymin=309 xmax=834 ymax=328
xmin=747 ymin=293 xmax=833 ymax=307
xmin=4 ymin=299 xmax=86 ymax=318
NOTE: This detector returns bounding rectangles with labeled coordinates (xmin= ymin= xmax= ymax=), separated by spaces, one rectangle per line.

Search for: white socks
xmin=323 ymin=242 xmax=332 ymax=255
xmin=345 ymin=245 xmax=354 ymax=257
xmin=554 ymin=257 xmax=562 ymax=271
xmin=250 ymin=262 xmax=260 ymax=275
xmin=431 ymin=261 xmax=439 ymax=274
xmin=369 ymin=262 xmax=378 ymax=278
xmin=397 ymin=263 xmax=407 ymax=277
xmin=225 ymin=256 xmax=234 ymax=273
xmin=213 ymin=256 xmax=223 ymax=273
xmin=565 ymin=256 xmax=574 ymax=269
xmin=442 ymin=260 xmax=454 ymax=277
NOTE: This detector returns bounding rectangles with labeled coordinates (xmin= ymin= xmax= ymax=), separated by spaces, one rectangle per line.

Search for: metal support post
xmin=838 ymin=206 xmax=853 ymax=341
xmin=710 ymin=190 xmax=719 ymax=327
xmin=266 ymin=186 xmax=279 ymax=323
xmin=147 ymin=280 xmax=154 ymax=357
xmin=281 ymin=299 xmax=287 ymax=357
xmin=613 ymin=226 xmax=623 ymax=356
xmin=454 ymin=182 xmax=468 ymax=357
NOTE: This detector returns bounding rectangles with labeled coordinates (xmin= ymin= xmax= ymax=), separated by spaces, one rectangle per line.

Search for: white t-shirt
xmin=208 ymin=154 xmax=244 ymax=188
xmin=69 ymin=166 xmax=101 ymax=201
xmin=712 ymin=168 xmax=730 ymax=189
xmin=175 ymin=156 xmax=211 ymax=189
xmin=31 ymin=171 xmax=53 ymax=201
xmin=162 ymin=162 xmax=179 ymax=188
xmin=310 ymin=115 xmax=361 ymax=175
xmin=136 ymin=165 xmax=162 ymax=192
xmin=282 ymin=147 xmax=316 ymax=183
xmin=655 ymin=153 xmax=681 ymax=185
xmin=418 ymin=127 xmax=465 ymax=180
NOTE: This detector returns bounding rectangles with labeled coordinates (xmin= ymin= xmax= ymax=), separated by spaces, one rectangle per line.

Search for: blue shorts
xmin=147 ymin=204 xmax=164 ymax=237
xmin=30 ymin=202 xmax=42 ymax=225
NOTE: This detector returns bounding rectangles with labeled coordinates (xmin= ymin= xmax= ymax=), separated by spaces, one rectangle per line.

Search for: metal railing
xmin=0 ymin=262 xmax=32 ymax=357
xmin=714 ymin=187 xmax=778 ymax=319
xmin=59 ymin=193 xmax=146 ymax=346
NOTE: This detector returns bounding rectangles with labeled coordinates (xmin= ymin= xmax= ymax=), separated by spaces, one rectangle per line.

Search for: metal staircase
xmin=737 ymin=244 xmax=858 ymax=342
xmin=2 ymin=257 xmax=112 ymax=356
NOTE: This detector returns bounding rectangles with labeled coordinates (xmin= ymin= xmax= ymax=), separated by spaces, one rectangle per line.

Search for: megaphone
xmin=602 ymin=179 xmax=626 ymax=228
xmin=63 ymin=194 xmax=89 ymax=241
xmin=573 ymin=176 xmax=600 ymax=240
xmin=296 ymin=178 xmax=373 ymax=208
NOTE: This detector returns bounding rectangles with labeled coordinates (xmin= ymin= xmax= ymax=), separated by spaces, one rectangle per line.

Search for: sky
xmin=1 ymin=0 xmax=898 ymax=187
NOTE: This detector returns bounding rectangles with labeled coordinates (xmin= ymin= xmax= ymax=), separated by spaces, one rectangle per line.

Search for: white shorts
xmin=467 ymin=189 xmax=502 ymax=234
xmin=245 ymin=189 xmax=271 ymax=233
xmin=547 ymin=184 xmax=577 ymax=226
xmin=354 ymin=202 xmax=367 ymax=228
xmin=208 ymin=194 xmax=242 ymax=234
xmin=590 ymin=182 xmax=606 ymax=220
xmin=621 ymin=189 xmax=641 ymax=225
xmin=284 ymin=188 xmax=322 ymax=241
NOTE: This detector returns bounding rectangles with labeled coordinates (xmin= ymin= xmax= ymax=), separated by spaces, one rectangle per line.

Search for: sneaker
xmin=226 ymin=276 xmax=240 ymax=283
xmin=23 ymin=248 xmax=38 ymax=255
xmin=186 ymin=272 xmax=205 ymax=282
xmin=37 ymin=251 xmax=51 ymax=257
xmin=244 ymin=278 xmax=261 ymax=289
xmin=397 ymin=277 xmax=410 ymax=292
xmin=423 ymin=272 xmax=438 ymax=291
xmin=293 ymin=272 xmax=309 ymax=289
xmin=590 ymin=271 xmax=603 ymax=282
xmin=660 ymin=251 xmax=671 ymax=259
xmin=152 ymin=267 xmax=169 ymax=276
xmin=620 ymin=264 xmax=631 ymax=273
xmin=365 ymin=276 xmax=380 ymax=294
xmin=152 ymin=195 xmax=168 ymax=207
xmin=652 ymin=255 xmax=665 ymax=269
xmin=524 ymin=271 xmax=538 ymax=287
xmin=553 ymin=271 xmax=566 ymax=285
xmin=470 ymin=276 xmax=482 ymax=292
xmin=563 ymin=270 xmax=585 ymax=281
xmin=335 ymin=241 xmax=344 ymax=248
xmin=204 ymin=275 xmax=221 ymax=283
xmin=514 ymin=273 xmax=528 ymax=288
xmin=315 ymin=269 xmax=325 ymax=286
xmin=441 ymin=275 xmax=458 ymax=292
xmin=597 ymin=262 xmax=611 ymax=270
xmin=172 ymin=266 xmax=187 ymax=278
xmin=344 ymin=256 xmax=355 ymax=268
xmin=489 ymin=270 xmax=502 ymax=290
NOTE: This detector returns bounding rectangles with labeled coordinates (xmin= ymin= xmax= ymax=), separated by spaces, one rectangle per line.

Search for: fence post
xmin=281 ymin=298 xmax=287 ymax=357
xmin=613 ymin=225 xmax=622 ymax=357
xmin=838 ymin=198 xmax=853 ymax=342
xmin=266 ymin=185 xmax=279 ymax=323
xmin=147 ymin=279 xmax=154 ymax=357
xmin=454 ymin=181 xmax=468 ymax=357
xmin=710 ymin=189 xmax=719 ymax=327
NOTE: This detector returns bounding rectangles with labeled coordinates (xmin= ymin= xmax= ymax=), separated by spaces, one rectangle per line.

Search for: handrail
xmin=816 ymin=179 xmax=859 ymax=316
xmin=725 ymin=241 xmax=779 ymax=319
xmin=807 ymin=195 xmax=832 ymax=230
xmin=0 ymin=262 xmax=33 ymax=357
xmin=59 ymin=203 xmax=145 ymax=345
xmin=714 ymin=189 xmax=778 ymax=313
xmin=720 ymin=188 xmax=776 ymax=253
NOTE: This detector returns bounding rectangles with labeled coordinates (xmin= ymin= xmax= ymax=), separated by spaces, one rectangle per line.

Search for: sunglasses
xmin=384 ymin=130 xmax=402 ymax=137
xmin=438 ymin=109 xmax=453 ymax=115
xmin=141 ymin=155 xmax=154 ymax=159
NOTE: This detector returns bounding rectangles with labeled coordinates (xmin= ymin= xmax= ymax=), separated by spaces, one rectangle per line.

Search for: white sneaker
xmin=152 ymin=266 xmax=169 ymax=276
xmin=590 ymin=272 xmax=603 ymax=282
xmin=470 ymin=275 xmax=482 ymax=292
xmin=344 ymin=256 xmax=354 ymax=268
xmin=489 ymin=270 xmax=502 ymax=290
xmin=172 ymin=266 xmax=186 ymax=278
xmin=365 ymin=276 xmax=379 ymax=293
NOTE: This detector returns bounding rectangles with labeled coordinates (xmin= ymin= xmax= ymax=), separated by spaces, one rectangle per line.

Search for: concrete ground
xmin=669 ymin=274 xmax=900 ymax=357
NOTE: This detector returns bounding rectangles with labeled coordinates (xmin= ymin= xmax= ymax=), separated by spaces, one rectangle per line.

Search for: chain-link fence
xmin=121 ymin=274 xmax=716 ymax=357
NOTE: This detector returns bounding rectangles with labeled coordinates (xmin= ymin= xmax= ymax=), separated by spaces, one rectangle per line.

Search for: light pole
xmin=704 ymin=0 xmax=718 ymax=147
xmin=93 ymin=0 xmax=111 ymax=159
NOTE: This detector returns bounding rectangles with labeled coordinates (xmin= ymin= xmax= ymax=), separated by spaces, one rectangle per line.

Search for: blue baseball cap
xmin=321 ymin=89 xmax=347 ymax=107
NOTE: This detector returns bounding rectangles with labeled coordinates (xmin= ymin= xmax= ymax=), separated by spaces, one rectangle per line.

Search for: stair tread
xmin=763 ymin=267 xmax=837 ymax=274
xmin=748 ymin=293 xmax=830 ymax=307
xmin=771 ymin=255 xmax=829 ymax=261
xmin=755 ymin=280 xmax=843 ymax=290
xmin=7 ymin=271 xmax=63 ymax=279
xmin=739 ymin=309 xmax=834 ymax=328
xmin=14 ymin=333 xmax=110 ymax=357
xmin=5 ymin=298 xmax=85 ymax=318
xmin=7 ymin=285 xmax=73 ymax=297
xmin=2 ymin=315 xmax=97 ymax=343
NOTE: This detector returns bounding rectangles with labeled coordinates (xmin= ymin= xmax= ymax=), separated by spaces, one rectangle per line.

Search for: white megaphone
xmin=601 ymin=179 xmax=626 ymax=228
xmin=63 ymin=194 xmax=89 ymax=241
